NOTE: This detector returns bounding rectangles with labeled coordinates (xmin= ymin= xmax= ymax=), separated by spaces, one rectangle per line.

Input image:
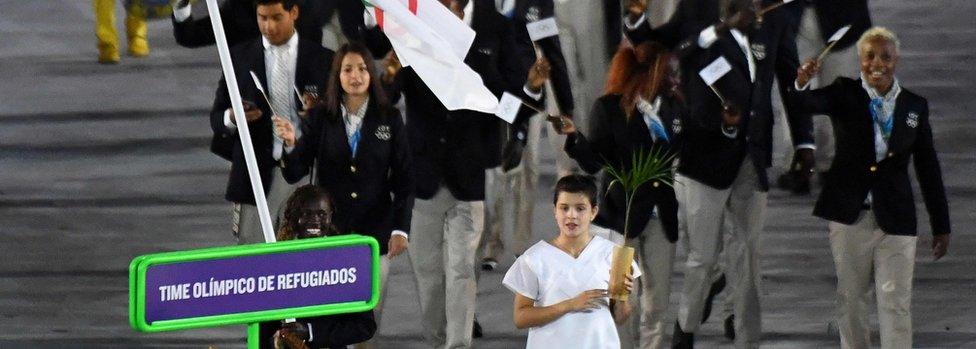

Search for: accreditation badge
xmin=751 ymin=43 xmax=766 ymax=61
xmin=526 ymin=6 xmax=541 ymax=22
xmin=907 ymin=112 xmax=919 ymax=128
xmin=375 ymin=125 xmax=392 ymax=141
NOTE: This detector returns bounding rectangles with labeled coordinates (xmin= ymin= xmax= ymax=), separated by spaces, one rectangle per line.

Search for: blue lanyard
xmin=650 ymin=119 xmax=670 ymax=143
xmin=869 ymin=98 xmax=893 ymax=141
xmin=349 ymin=128 xmax=361 ymax=157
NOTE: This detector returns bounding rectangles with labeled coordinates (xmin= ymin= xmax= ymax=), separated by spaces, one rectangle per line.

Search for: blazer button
xmin=351 ymin=192 xmax=358 ymax=199
xmin=350 ymin=165 xmax=357 ymax=173
xmin=652 ymin=181 xmax=660 ymax=188
xmin=439 ymin=138 xmax=447 ymax=144
xmin=887 ymin=152 xmax=894 ymax=158
xmin=869 ymin=165 xmax=878 ymax=172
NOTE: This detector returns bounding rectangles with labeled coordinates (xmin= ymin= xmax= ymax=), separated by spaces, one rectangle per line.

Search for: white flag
xmin=828 ymin=25 xmax=852 ymax=44
xmin=699 ymin=56 xmax=732 ymax=86
xmin=526 ymin=17 xmax=559 ymax=41
xmin=367 ymin=0 xmax=499 ymax=114
xmin=495 ymin=92 xmax=522 ymax=124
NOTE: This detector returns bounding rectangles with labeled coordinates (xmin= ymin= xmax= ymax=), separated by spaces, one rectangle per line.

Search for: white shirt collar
xmin=262 ymin=31 xmax=299 ymax=54
xmin=637 ymin=96 xmax=662 ymax=116
xmin=495 ymin=0 xmax=515 ymax=16
xmin=860 ymin=73 xmax=901 ymax=102
xmin=463 ymin=0 xmax=475 ymax=27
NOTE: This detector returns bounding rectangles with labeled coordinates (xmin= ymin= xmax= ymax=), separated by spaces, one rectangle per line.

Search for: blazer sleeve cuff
xmin=391 ymin=230 xmax=408 ymax=240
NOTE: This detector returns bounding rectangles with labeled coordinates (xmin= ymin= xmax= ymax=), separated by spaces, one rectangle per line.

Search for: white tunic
xmin=503 ymin=235 xmax=642 ymax=349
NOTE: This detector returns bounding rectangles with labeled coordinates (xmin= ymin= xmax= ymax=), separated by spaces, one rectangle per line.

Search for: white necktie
xmin=270 ymin=45 xmax=294 ymax=160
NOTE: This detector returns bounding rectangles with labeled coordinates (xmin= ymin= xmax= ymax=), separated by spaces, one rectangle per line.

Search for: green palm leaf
xmin=603 ymin=146 xmax=676 ymax=243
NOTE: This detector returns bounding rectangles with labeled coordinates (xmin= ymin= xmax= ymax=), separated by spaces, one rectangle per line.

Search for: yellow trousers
xmin=93 ymin=0 xmax=148 ymax=59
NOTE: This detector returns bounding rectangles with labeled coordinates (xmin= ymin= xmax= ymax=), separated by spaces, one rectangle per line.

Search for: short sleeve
xmin=503 ymin=256 xmax=540 ymax=300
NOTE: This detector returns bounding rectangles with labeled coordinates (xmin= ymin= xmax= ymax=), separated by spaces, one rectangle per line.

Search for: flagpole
xmin=205 ymin=0 xmax=277 ymax=244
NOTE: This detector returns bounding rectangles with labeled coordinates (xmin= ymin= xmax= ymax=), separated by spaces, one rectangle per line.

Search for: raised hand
xmin=382 ymin=51 xmax=402 ymax=85
xmin=526 ymin=56 xmax=551 ymax=94
xmin=626 ymin=0 xmax=648 ymax=22
xmin=550 ymin=115 xmax=576 ymax=135
xmin=273 ymin=115 xmax=296 ymax=147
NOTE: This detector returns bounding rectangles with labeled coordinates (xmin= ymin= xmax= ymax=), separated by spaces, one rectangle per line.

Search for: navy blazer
xmin=789 ymin=77 xmax=950 ymax=236
xmin=565 ymin=94 xmax=684 ymax=242
xmin=283 ymin=100 xmax=414 ymax=255
xmin=208 ymin=37 xmax=334 ymax=205
xmin=626 ymin=0 xmax=813 ymax=190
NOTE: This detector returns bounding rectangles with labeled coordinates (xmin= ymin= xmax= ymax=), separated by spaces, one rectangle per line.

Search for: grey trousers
xmin=234 ymin=167 xmax=304 ymax=244
xmin=408 ymin=188 xmax=485 ymax=349
xmin=355 ymin=256 xmax=391 ymax=349
xmin=829 ymin=213 xmax=916 ymax=349
xmin=675 ymin=162 xmax=767 ymax=349
xmin=593 ymin=221 xmax=676 ymax=349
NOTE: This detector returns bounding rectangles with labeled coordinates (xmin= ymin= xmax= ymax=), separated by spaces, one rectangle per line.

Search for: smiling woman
xmin=789 ymin=26 xmax=951 ymax=349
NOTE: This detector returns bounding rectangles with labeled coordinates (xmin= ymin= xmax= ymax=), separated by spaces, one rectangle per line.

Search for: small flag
xmin=526 ymin=17 xmax=559 ymax=41
xmin=699 ymin=56 xmax=732 ymax=86
xmin=495 ymin=92 xmax=523 ymax=124
xmin=827 ymin=25 xmax=852 ymax=44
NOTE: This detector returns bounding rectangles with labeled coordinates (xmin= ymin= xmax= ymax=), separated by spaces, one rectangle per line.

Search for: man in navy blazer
xmin=380 ymin=0 xmax=531 ymax=347
xmin=791 ymin=27 xmax=950 ymax=349
xmin=208 ymin=0 xmax=334 ymax=244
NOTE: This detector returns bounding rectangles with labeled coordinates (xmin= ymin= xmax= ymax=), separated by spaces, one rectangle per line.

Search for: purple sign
xmin=144 ymin=245 xmax=372 ymax=323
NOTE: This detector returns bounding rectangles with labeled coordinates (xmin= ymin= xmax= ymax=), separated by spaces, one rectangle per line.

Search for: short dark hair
xmin=255 ymin=0 xmax=298 ymax=11
xmin=552 ymin=174 xmax=598 ymax=207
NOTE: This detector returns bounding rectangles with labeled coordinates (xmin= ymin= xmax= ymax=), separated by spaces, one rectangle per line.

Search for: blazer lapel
xmin=885 ymin=93 xmax=913 ymax=156
xmin=249 ymin=41 xmax=269 ymax=110
xmin=628 ymin=107 xmax=654 ymax=148
xmin=326 ymin=113 xmax=353 ymax=163
xmin=354 ymin=101 xmax=381 ymax=161
xmin=718 ymin=33 xmax=751 ymax=83
xmin=294 ymin=40 xmax=312 ymax=108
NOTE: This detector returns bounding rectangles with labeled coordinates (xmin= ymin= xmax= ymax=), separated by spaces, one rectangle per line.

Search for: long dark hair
xmin=604 ymin=42 xmax=676 ymax=121
xmin=277 ymin=184 xmax=340 ymax=241
xmin=322 ymin=42 xmax=391 ymax=120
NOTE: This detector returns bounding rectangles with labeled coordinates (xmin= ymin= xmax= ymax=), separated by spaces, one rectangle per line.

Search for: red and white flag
xmin=365 ymin=0 xmax=500 ymax=115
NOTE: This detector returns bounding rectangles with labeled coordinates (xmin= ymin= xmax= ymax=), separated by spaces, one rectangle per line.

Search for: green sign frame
xmin=129 ymin=234 xmax=380 ymax=333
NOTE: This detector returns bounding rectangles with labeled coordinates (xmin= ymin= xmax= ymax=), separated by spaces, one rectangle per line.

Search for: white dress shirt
xmin=223 ymin=33 xmax=300 ymax=159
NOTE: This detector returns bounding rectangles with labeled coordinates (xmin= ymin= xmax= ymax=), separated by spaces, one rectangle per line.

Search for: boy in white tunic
xmin=504 ymin=175 xmax=641 ymax=348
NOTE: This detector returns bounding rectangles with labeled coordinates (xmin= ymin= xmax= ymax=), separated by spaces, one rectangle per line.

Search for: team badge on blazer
xmin=907 ymin=112 xmax=919 ymax=128
xmin=526 ymin=6 xmax=541 ymax=22
xmin=375 ymin=125 xmax=392 ymax=140
xmin=751 ymin=43 xmax=766 ymax=60
xmin=671 ymin=118 xmax=683 ymax=134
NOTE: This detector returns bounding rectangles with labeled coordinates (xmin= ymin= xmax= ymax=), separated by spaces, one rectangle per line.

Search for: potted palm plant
xmin=604 ymin=146 xmax=676 ymax=301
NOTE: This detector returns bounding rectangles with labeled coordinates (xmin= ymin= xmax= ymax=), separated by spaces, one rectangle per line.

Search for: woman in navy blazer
xmin=790 ymin=27 xmax=950 ymax=349
xmin=277 ymin=42 xmax=413 ymax=344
